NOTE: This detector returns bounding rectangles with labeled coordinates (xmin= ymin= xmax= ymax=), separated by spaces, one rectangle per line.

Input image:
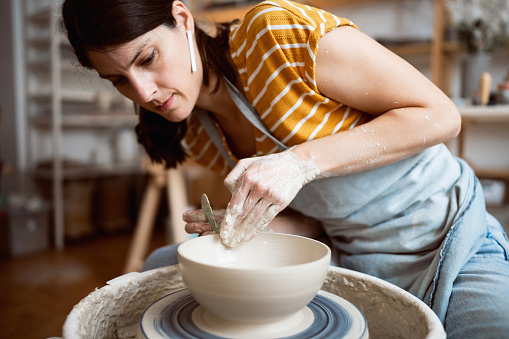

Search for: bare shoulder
xmin=315 ymin=25 xmax=445 ymax=115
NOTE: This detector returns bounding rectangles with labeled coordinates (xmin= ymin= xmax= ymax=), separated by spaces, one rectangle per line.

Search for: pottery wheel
xmin=139 ymin=289 xmax=368 ymax=339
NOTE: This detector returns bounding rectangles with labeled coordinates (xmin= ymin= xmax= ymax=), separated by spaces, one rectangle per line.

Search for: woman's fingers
xmin=183 ymin=210 xmax=207 ymax=223
xmin=228 ymin=204 xmax=281 ymax=246
xmin=244 ymin=204 xmax=280 ymax=242
xmin=224 ymin=158 xmax=256 ymax=193
xmin=183 ymin=208 xmax=226 ymax=235
xmin=221 ymin=162 xmax=283 ymax=246
xmin=185 ymin=221 xmax=212 ymax=234
xmin=221 ymin=199 xmax=280 ymax=247
xmin=227 ymin=163 xmax=282 ymax=226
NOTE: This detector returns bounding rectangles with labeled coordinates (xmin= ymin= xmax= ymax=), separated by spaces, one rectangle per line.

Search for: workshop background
xmin=0 ymin=1 xmax=508 ymax=338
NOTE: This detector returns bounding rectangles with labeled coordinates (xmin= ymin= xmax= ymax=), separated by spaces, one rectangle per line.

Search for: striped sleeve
xmin=229 ymin=0 xmax=371 ymax=154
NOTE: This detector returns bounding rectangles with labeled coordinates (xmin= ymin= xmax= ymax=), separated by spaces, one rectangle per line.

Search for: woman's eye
xmin=112 ymin=77 xmax=127 ymax=86
xmin=142 ymin=49 xmax=156 ymax=66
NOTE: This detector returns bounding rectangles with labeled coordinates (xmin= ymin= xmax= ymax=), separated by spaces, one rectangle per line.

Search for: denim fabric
xmin=289 ymin=144 xmax=483 ymax=315
xmin=444 ymin=221 xmax=509 ymax=338
xmin=142 ymin=243 xmax=180 ymax=272
xmin=423 ymin=172 xmax=486 ymax=320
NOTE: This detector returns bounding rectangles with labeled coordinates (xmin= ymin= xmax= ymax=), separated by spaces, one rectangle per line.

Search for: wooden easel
xmin=123 ymin=157 xmax=190 ymax=273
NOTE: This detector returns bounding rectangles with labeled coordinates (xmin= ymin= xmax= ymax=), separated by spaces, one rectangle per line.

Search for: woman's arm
xmin=294 ymin=26 xmax=461 ymax=175
xmin=218 ymin=26 xmax=461 ymax=247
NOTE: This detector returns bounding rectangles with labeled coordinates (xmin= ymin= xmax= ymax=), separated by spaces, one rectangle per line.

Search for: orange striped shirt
xmin=183 ymin=0 xmax=371 ymax=175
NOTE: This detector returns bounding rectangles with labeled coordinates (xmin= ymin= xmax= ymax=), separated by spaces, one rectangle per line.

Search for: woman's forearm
xmin=297 ymin=25 xmax=461 ymax=177
xmin=292 ymin=103 xmax=460 ymax=177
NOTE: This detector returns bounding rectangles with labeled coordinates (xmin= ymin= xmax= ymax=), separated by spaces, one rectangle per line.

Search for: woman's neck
xmin=195 ymin=72 xmax=256 ymax=158
xmin=196 ymin=72 xmax=240 ymax=123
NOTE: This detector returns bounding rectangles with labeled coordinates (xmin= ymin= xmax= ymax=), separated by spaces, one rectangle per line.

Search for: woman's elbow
xmin=441 ymin=102 xmax=462 ymax=142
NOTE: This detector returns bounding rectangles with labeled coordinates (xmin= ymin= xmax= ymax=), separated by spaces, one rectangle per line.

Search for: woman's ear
xmin=172 ymin=1 xmax=194 ymax=32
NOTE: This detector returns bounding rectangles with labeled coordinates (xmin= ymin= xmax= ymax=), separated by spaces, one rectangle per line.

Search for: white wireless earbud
xmin=186 ymin=30 xmax=197 ymax=73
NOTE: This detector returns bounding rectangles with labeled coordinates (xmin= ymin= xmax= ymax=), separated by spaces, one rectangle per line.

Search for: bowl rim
xmin=177 ymin=233 xmax=331 ymax=272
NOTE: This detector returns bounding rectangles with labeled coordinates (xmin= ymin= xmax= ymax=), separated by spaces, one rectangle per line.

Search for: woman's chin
xmin=150 ymin=109 xmax=191 ymax=123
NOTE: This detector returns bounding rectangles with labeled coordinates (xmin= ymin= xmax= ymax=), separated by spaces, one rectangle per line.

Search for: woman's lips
xmin=156 ymin=95 xmax=173 ymax=112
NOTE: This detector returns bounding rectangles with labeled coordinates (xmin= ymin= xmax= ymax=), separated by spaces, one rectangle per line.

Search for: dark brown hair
xmin=62 ymin=0 xmax=237 ymax=168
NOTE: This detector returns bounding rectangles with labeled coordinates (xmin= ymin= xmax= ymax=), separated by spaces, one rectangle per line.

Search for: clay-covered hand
xmin=183 ymin=209 xmax=225 ymax=237
xmin=220 ymin=150 xmax=322 ymax=247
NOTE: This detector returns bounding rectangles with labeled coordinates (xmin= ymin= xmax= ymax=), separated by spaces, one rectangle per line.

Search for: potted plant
xmin=444 ymin=0 xmax=509 ymax=100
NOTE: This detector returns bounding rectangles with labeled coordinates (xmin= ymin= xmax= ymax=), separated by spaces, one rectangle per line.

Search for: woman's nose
xmin=131 ymin=74 xmax=157 ymax=103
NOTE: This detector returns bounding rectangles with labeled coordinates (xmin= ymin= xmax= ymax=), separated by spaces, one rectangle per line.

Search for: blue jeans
xmin=444 ymin=221 xmax=509 ymax=338
xmin=142 ymin=243 xmax=180 ymax=271
xmin=142 ymin=221 xmax=509 ymax=337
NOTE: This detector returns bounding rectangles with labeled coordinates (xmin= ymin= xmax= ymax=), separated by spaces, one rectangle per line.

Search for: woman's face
xmin=88 ymin=24 xmax=202 ymax=122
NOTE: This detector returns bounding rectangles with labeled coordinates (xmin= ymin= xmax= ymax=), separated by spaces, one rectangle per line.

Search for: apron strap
xmin=195 ymin=108 xmax=237 ymax=168
xmin=194 ymin=77 xmax=288 ymax=170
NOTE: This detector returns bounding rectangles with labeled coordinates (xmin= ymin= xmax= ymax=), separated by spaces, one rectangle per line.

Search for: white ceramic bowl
xmin=177 ymin=233 xmax=331 ymax=324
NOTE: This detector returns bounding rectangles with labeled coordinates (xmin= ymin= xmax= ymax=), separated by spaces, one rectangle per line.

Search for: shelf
xmin=34 ymin=164 xmax=141 ymax=181
xmin=195 ymin=0 xmax=393 ymax=22
xmin=32 ymin=112 xmax=138 ymax=128
xmin=22 ymin=0 xmax=144 ymax=251
xmin=378 ymin=39 xmax=462 ymax=56
xmin=195 ymin=3 xmax=253 ymax=22
xmin=385 ymin=41 xmax=431 ymax=55
xmin=442 ymin=41 xmax=461 ymax=54
xmin=457 ymin=105 xmax=509 ymax=181
xmin=473 ymin=167 xmax=509 ymax=181
xmin=27 ymin=35 xmax=50 ymax=46
xmin=30 ymin=88 xmax=97 ymax=103
xmin=459 ymin=105 xmax=509 ymax=123
xmin=26 ymin=6 xmax=50 ymax=22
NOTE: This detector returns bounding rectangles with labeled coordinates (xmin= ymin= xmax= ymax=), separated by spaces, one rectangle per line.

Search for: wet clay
xmin=63 ymin=266 xmax=444 ymax=338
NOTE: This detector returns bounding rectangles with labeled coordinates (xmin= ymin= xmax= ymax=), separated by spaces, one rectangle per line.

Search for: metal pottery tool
xmin=201 ymin=193 xmax=220 ymax=234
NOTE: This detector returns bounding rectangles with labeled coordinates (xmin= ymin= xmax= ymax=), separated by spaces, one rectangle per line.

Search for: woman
xmin=62 ymin=0 xmax=509 ymax=337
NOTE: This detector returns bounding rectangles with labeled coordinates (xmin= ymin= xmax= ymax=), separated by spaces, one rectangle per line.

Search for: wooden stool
xmin=123 ymin=157 xmax=190 ymax=273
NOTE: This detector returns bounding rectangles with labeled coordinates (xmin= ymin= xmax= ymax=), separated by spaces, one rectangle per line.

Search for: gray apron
xmin=195 ymin=78 xmax=487 ymax=321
